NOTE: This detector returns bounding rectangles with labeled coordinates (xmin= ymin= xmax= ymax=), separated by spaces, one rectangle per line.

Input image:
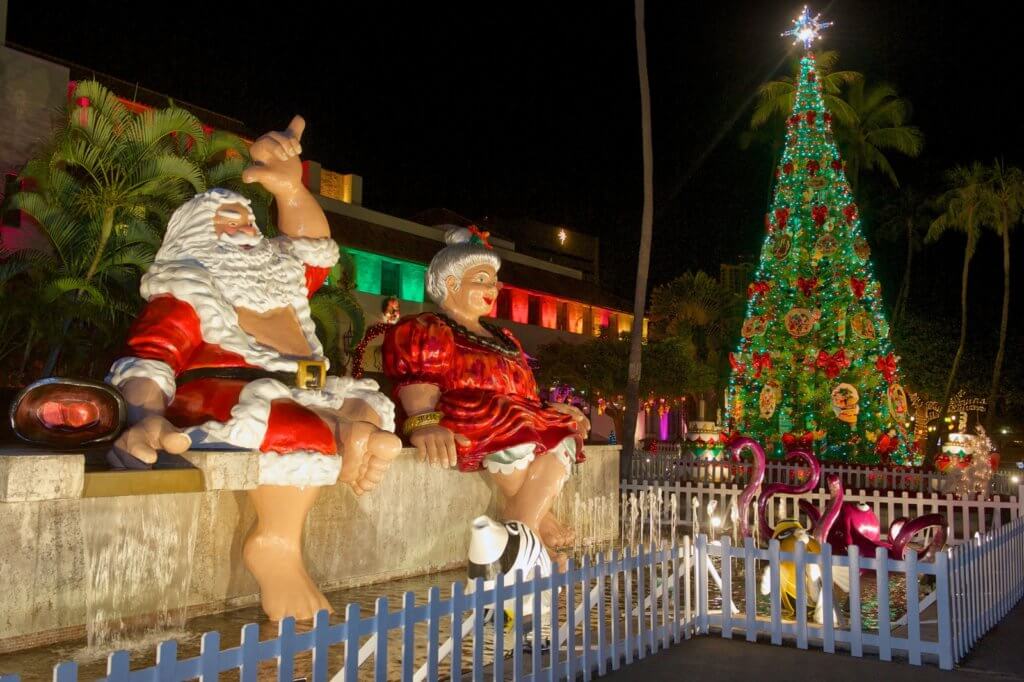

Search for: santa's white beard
xmin=192 ymin=235 xmax=308 ymax=312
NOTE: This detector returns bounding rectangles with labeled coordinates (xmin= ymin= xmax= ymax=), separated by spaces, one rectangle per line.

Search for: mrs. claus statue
xmin=381 ymin=226 xmax=589 ymax=568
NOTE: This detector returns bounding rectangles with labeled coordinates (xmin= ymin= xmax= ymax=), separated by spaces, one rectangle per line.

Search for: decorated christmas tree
xmin=725 ymin=8 xmax=911 ymax=464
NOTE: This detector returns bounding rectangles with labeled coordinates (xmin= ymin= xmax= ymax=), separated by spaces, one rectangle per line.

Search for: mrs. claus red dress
xmin=382 ymin=313 xmax=584 ymax=472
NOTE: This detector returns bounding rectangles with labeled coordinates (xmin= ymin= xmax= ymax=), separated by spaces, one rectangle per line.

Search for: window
xmin=343 ymin=248 xmax=427 ymax=303
xmin=380 ymin=261 xmax=400 ymax=297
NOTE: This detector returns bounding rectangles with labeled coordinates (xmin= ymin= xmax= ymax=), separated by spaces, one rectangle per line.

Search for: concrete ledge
xmin=180 ymin=450 xmax=259 ymax=491
xmin=0 ymin=451 xmax=84 ymax=502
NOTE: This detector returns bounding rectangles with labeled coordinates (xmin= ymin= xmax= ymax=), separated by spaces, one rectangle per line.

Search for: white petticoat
xmin=481 ymin=436 xmax=576 ymax=476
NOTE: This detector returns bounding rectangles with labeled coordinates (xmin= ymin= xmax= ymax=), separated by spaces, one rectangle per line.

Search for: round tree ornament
xmin=831 ymin=383 xmax=860 ymax=424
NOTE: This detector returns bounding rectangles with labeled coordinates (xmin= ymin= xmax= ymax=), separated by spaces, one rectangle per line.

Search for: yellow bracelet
xmin=403 ymin=411 xmax=443 ymax=436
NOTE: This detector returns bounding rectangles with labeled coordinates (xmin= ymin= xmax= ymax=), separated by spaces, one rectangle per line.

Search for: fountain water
xmin=79 ymin=493 xmax=201 ymax=655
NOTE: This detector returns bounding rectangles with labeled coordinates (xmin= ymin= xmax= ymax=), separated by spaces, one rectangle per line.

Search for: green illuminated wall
xmin=343 ymin=247 xmax=426 ymax=303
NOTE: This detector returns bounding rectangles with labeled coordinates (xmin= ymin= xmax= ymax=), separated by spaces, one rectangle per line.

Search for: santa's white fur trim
xmin=258 ymin=450 xmax=342 ymax=487
xmin=274 ymin=236 xmax=340 ymax=269
xmin=139 ymin=258 xmax=325 ymax=373
xmin=183 ymin=376 xmax=395 ymax=488
xmin=106 ymin=357 xmax=177 ymax=400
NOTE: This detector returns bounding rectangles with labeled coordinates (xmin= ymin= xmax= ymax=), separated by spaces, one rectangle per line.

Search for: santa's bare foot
xmin=337 ymin=421 xmax=402 ymax=495
xmin=540 ymin=511 xmax=576 ymax=548
xmin=243 ymin=531 xmax=332 ymax=621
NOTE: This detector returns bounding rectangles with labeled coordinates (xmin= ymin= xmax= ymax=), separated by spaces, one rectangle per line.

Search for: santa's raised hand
xmin=242 ymin=115 xmax=306 ymax=197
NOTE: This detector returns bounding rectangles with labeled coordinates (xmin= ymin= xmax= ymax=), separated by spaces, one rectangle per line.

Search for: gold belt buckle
xmin=296 ymin=360 xmax=327 ymax=390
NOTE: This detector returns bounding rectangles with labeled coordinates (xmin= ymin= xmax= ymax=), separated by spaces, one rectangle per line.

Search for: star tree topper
xmin=782 ymin=6 xmax=833 ymax=50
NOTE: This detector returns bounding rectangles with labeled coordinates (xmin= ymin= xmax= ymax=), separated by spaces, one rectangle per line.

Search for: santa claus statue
xmin=13 ymin=117 xmax=401 ymax=621
xmin=381 ymin=226 xmax=589 ymax=568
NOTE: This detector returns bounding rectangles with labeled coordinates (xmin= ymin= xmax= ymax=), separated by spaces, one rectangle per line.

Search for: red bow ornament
xmin=875 ymin=353 xmax=898 ymax=383
xmin=831 ymin=159 xmax=843 ymax=172
xmin=752 ymin=351 xmax=772 ymax=378
xmin=747 ymin=280 xmax=771 ymax=300
xmin=850 ymin=277 xmax=867 ymax=299
xmin=775 ymin=207 xmax=790 ymax=230
xmin=875 ymin=432 xmax=899 ymax=459
xmin=783 ymin=162 xmax=794 ymax=175
xmin=805 ymin=110 xmax=817 ymax=126
xmin=807 ymin=159 xmax=820 ymax=176
xmin=843 ymin=203 xmax=858 ymax=225
xmin=467 ymin=225 xmax=494 ymax=249
xmin=816 ymin=349 xmax=850 ymax=379
xmin=729 ymin=352 xmax=747 ymax=376
xmin=796 ymin=276 xmax=818 ymax=297
xmin=812 ymin=205 xmax=828 ymax=227
xmin=782 ymin=431 xmax=815 ymax=452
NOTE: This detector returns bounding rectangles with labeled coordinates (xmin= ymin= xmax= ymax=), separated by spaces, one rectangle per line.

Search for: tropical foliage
xmin=0 ymin=80 xmax=360 ymax=383
xmin=747 ymin=51 xmax=922 ymax=190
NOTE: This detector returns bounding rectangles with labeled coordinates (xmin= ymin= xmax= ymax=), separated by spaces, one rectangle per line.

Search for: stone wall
xmin=0 ymin=445 xmax=619 ymax=652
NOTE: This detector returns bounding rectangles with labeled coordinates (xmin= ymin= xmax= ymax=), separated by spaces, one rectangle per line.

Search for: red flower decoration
xmin=728 ymin=352 xmax=746 ymax=376
xmin=752 ymin=351 xmax=772 ymax=378
xmin=843 ymin=203 xmax=858 ymax=225
xmin=815 ymin=349 xmax=850 ymax=379
xmin=850 ymin=277 xmax=867 ymax=299
xmin=831 ymin=159 xmax=843 ymax=172
xmin=76 ymin=96 xmax=91 ymax=108
xmin=806 ymin=110 xmax=817 ymax=126
xmin=811 ymin=205 xmax=828 ymax=227
xmin=875 ymin=353 xmax=898 ymax=383
xmin=783 ymin=162 xmax=794 ymax=175
xmin=796 ymin=276 xmax=818 ymax=297
xmin=807 ymin=159 xmax=821 ymax=176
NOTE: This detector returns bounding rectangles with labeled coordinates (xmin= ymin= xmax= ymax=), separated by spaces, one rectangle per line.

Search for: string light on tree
xmin=782 ymin=6 xmax=833 ymax=49
xmin=725 ymin=9 xmax=910 ymax=464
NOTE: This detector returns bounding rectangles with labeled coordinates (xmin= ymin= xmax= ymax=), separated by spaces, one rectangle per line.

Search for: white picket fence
xmin=693 ymin=534 xmax=954 ymax=669
xmin=630 ymin=447 xmax=1023 ymax=497
xmin=623 ymin=480 xmax=1024 ymax=547
xmin=7 ymin=515 xmax=1024 ymax=679
xmin=949 ymin=515 xmax=1024 ymax=663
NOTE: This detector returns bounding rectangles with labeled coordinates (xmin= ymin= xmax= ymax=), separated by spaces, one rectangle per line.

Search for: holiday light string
xmin=725 ymin=29 xmax=910 ymax=464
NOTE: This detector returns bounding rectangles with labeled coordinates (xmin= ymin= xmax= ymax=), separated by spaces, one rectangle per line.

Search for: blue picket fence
xmin=0 ymin=544 xmax=689 ymax=682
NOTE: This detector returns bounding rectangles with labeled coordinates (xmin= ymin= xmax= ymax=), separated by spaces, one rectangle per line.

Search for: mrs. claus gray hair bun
xmin=425 ymin=225 xmax=502 ymax=306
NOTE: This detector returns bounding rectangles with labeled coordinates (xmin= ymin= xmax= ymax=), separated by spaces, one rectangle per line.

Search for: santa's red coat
xmin=118 ymin=264 xmax=335 ymax=455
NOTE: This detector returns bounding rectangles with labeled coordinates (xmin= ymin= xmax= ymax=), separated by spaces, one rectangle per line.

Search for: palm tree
xmin=649 ymin=270 xmax=742 ymax=373
xmin=926 ymin=163 xmax=988 ymax=453
xmin=748 ymin=52 xmax=922 ymax=191
xmin=750 ymin=51 xmax=862 ymax=133
xmin=7 ymin=80 xmax=251 ymax=375
xmin=622 ymin=0 xmax=655 ymax=478
xmin=878 ymin=188 xmax=929 ymax=330
xmin=980 ymin=161 xmax=1024 ymax=429
xmin=309 ymin=249 xmax=365 ymax=373
xmin=836 ymin=80 xmax=924 ymax=190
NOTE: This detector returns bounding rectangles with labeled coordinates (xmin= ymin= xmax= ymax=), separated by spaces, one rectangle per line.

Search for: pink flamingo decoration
xmin=756 ymin=449 xmax=821 ymax=541
xmin=801 ymin=473 xmax=947 ymax=561
xmin=730 ymin=437 xmax=768 ymax=538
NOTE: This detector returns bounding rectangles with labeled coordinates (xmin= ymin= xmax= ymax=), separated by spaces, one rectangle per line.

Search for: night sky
xmin=7 ymin=1 xmax=1023 ymax=324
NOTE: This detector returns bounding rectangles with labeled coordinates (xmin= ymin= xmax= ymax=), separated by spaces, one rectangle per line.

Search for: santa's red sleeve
xmin=382 ymin=314 xmax=456 ymax=393
xmin=106 ymin=295 xmax=203 ymax=401
xmin=272 ymin=236 xmax=341 ymax=297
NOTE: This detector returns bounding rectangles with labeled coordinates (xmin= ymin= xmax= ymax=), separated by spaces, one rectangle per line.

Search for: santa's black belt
xmin=176 ymin=361 xmax=327 ymax=390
